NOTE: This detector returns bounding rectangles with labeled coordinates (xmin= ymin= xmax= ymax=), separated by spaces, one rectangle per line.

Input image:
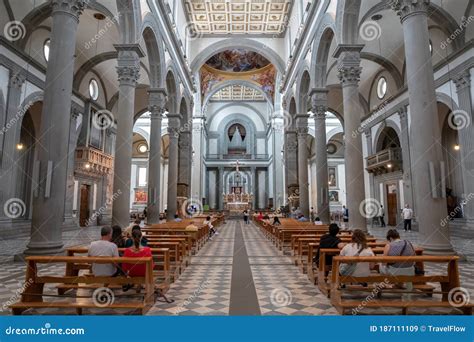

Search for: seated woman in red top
xmin=122 ymin=230 xmax=153 ymax=277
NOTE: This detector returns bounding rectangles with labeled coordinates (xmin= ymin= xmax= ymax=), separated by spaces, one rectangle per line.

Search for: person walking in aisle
xmin=379 ymin=205 xmax=386 ymax=227
xmin=401 ymin=204 xmax=413 ymax=231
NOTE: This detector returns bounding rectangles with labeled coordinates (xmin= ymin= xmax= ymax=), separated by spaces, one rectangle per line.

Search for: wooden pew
xmin=63 ymin=247 xmax=171 ymax=292
xmin=10 ymin=256 xmax=155 ymax=315
xmin=330 ymin=255 xmax=473 ymax=315
xmin=316 ymin=247 xmax=425 ymax=297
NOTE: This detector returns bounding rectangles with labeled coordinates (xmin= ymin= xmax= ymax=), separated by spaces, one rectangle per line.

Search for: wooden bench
xmin=63 ymin=247 xmax=171 ymax=292
xmin=330 ymin=255 xmax=473 ymax=315
xmin=316 ymin=247 xmax=425 ymax=297
xmin=10 ymin=256 xmax=155 ymax=315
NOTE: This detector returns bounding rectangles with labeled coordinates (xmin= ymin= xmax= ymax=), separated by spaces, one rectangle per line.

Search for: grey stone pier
xmin=391 ymin=0 xmax=454 ymax=254
xmin=166 ymin=114 xmax=182 ymax=220
xmin=453 ymin=71 xmax=474 ymax=229
xmin=111 ymin=44 xmax=144 ymax=227
xmin=310 ymin=88 xmax=330 ymax=223
xmin=25 ymin=0 xmax=85 ymax=255
xmin=147 ymin=88 xmax=167 ymax=224
xmin=333 ymin=44 xmax=367 ymax=231
xmin=296 ymin=114 xmax=310 ymax=218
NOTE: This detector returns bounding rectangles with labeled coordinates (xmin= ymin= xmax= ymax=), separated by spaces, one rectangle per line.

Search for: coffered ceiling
xmin=183 ymin=0 xmax=292 ymax=35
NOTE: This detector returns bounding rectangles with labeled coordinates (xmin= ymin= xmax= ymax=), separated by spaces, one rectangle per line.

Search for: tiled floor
xmin=0 ymin=221 xmax=472 ymax=315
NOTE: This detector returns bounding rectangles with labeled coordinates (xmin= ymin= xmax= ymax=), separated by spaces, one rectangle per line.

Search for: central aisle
xmin=149 ymin=220 xmax=336 ymax=315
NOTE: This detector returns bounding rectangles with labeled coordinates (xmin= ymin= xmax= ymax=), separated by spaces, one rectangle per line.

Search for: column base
xmin=418 ymin=241 xmax=456 ymax=256
xmin=22 ymin=241 xmax=65 ymax=258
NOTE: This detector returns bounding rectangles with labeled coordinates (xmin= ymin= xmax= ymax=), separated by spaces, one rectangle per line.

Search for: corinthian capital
xmin=333 ymin=45 xmax=364 ymax=87
xmin=148 ymin=88 xmax=167 ymax=117
xmin=116 ymin=65 xmax=140 ymax=86
xmin=309 ymin=88 xmax=328 ymax=118
xmin=51 ymin=0 xmax=86 ymax=20
xmin=390 ymin=0 xmax=430 ymax=22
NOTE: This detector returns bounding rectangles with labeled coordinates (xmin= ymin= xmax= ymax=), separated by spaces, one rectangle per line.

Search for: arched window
xmin=377 ymin=76 xmax=387 ymax=99
xmin=43 ymin=39 xmax=50 ymax=62
xmin=89 ymin=79 xmax=99 ymax=101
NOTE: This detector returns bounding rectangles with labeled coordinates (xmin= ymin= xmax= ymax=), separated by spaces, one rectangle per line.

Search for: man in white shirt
xmin=88 ymin=226 xmax=119 ymax=276
xmin=401 ymin=204 xmax=413 ymax=231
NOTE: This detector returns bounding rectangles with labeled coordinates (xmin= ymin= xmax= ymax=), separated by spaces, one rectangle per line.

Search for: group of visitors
xmin=315 ymin=223 xmax=417 ymax=288
xmin=88 ymin=215 xmax=219 ymax=285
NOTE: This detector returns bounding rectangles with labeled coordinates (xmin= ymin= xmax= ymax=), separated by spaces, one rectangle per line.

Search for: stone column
xmin=63 ymin=107 xmax=81 ymax=227
xmin=147 ymin=88 xmax=166 ymax=224
xmin=111 ymin=44 xmax=143 ymax=228
xmin=310 ymin=89 xmax=330 ymax=223
xmin=252 ymin=167 xmax=258 ymax=209
xmin=166 ymin=114 xmax=181 ymax=220
xmin=453 ymin=71 xmax=474 ymax=226
xmin=271 ymin=115 xmax=285 ymax=208
xmin=285 ymin=130 xmax=299 ymax=207
xmin=364 ymin=129 xmax=376 ymax=227
xmin=217 ymin=166 xmax=224 ymax=210
xmin=1 ymin=71 xmax=26 ymax=216
xmin=333 ymin=45 xmax=367 ymax=231
xmin=398 ymin=106 xmax=415 ymax=214
xmin=391 ymin=0 xmax=453 ymax=253
xmin=177 ymin=130 xmax=191 ymax=199
xmin=191 ymin=117 xmax=205 ymax=204
xmin=25 ymin=0 xmax=85 ymax=255
xmin=296 ymin=114 xmax=310 ymax=218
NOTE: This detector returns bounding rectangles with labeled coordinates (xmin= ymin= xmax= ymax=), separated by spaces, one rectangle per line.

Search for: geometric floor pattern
xmin=0 ymin=221 xmax=472 ymax=315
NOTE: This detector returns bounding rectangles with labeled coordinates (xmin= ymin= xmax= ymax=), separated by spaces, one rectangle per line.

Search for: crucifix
xmin=231 ymin=160 xmax=244 ymax=173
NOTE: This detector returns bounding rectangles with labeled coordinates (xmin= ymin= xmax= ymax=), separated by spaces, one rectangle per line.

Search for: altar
xmin=224 ymin=192 xmax=252 ymax=212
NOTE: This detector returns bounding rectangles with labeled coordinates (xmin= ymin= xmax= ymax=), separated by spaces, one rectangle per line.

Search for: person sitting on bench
xmin=125 ymin=226 xmax=148 ymax=248
xmin=314 ymin=223 xmax=345 ymax=268
xmin=314 ymin=216 xmax=323 ymax=225
xmin=381 ymin=229 xmax=416 ymax=294
xmin=272 ymin=216 xmax=281 ymax=226
xmin=88 ymin=226 xmax=119 ymax=276
xmin=339 ymin=229 xmax=375 ymax=277
xmin=203 ymin=216 xmax=218 ymax=238
xmin=111 ymin=225 xmax=126 ymax=249
xmin=122 ymin=230 xmax=153 ymax=277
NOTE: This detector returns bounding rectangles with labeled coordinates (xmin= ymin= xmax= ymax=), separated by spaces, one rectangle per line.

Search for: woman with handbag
xmin=339 ymin=229 xmax=375 ymax=277
xmin=381 ymin=229 xmax=417 ymax=298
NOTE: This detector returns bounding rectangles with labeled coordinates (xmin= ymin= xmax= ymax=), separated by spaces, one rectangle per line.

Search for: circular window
xmin=377 ymin=77 xmax=387 ymax=99
xmin=43 ymin=39 xmax=50 ymax=62
xmin=327 ymin=143 xmax=337 ymax=155
xmin=89 ymin=79 xmax=99 ymax=100
xmin=137 ymin=143 xmax=148 ymax=154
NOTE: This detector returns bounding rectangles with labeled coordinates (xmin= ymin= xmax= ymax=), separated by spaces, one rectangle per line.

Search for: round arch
xmin=190 ymin=38 xmax=285 ymax=74
xmin=202 ymin=80 xmax=274 ymax=110
xmin=141 ymin=14 xmax=166 ymax=88
xmin=311 ymin=15 xmax=337 ymax=88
